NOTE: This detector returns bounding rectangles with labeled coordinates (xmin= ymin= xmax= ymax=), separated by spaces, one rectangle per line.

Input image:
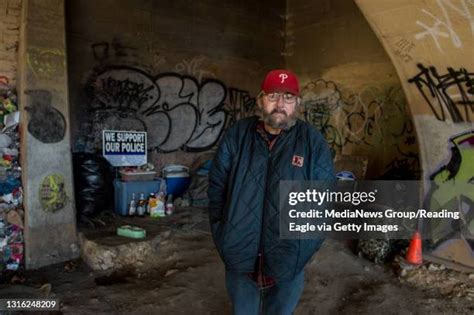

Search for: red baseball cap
xmin=261 ymin=69 xmax=300 ymax=96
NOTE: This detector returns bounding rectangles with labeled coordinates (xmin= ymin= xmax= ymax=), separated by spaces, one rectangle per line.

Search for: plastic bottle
xmin=137 ymin=193 xmax=146 ymax=217
xmin=148 ymin=193 xmax=157 ymax=216
xmin=154 ymin=192 xmax=165 ymax=217
xmin=159 ymin=179 xmax=167 ymax=196
xmin=166 ymin=194 xmax=174 ymax=216
xmin=129 ymin=193 xmax=137 ymax=216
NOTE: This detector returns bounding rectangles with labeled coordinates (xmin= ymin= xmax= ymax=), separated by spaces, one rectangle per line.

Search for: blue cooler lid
xmin=163 ymin=165 xmax=190 ymax=178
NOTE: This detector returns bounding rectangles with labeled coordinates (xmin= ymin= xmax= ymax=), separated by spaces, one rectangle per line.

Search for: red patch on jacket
xmin=292 ymin=155 xmax=304 ymax=167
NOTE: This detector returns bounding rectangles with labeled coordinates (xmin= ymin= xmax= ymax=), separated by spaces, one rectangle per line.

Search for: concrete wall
xmin=0 ymin=0 xmax=21 ymax=87
xmin=286 ymin=0 xmax=420 ymax=179
xmin=66 ymin=0 xmax=421 ymax=179
xmin=355 ymin=0 xmax=473 ymax=249
xmin=18 ymin=0 xmax=78 ymax=269
xmin=66 ymin=0 xmax=286 ymax=169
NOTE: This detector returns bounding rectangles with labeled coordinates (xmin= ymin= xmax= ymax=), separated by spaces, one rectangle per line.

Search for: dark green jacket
xmin=208 ymin=116 xmax=335 ymax=281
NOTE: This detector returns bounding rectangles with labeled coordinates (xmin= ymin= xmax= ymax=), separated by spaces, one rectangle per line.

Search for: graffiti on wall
xmin=174 ymin=56 xmax=216 ymax=82
xmin=302 ymin=80 xmax=416 ymax=154
xmin=344 ymin=87 xmax=387 ymax=146
xmin=301 ymin=79 xmax=419 ymax=178
xmin=84 ymin=66 xmax=254 ymax=152
xmin=87 ymin=67 xmax=158 ymax=110
xmin=426 ymin=131 xmax=474 ymax=244
xmin=227 ymin=88 xmax=256 ymax=125
xmin=393 ymin=38 xmax=416 ymax=63
xmin=379 ymin=151 xmax=421 ymax=180
xmin=408 ymin=63 xmax=473 ymax=122
xmin=91 ymin=39 xmax=138 ymax=63
xmin=39 ymin=174 xmax=68 ymax=212
xmin=25 ymin=90 xmax=66 ymax=144
xmin=26 ymin=47 xmax=65 ymax=79
xmin=414 ymin=0 xmax=474 ymax=53
xmin=301 ymin=80 xmax=344 ymax=155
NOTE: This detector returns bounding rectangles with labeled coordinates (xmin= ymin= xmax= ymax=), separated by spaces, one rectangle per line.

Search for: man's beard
xmin=261 ymin=108 xmax=298 ymax=130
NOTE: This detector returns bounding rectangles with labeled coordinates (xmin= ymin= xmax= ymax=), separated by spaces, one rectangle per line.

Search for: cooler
xmin=162 ymin=165 xmax=191 ymax=198
xmin=113 ymin=179 xmax=162 ymax=216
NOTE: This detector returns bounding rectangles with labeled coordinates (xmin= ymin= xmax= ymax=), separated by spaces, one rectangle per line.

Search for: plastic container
xmin=162 ymin=165 xmax=191 ymax=198
xmin=119 ymin=170 xmax=156 ymax=182
xmin=117 ymin=225 xmax=146 ymax=238
xmin=113 ymin=179 xmax=161 ymax=216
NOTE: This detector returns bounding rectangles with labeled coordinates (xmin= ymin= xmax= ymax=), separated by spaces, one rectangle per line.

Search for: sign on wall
xmin=102 ymin=130 xmax=147 ymax=166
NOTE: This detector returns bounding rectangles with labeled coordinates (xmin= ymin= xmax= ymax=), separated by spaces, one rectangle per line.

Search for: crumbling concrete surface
xmin=79 ymin=232 xmax=162 ymax=272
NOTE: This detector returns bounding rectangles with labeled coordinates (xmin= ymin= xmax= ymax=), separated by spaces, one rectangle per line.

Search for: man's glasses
xmin=264 ymin=92 xmax=298 ymax=104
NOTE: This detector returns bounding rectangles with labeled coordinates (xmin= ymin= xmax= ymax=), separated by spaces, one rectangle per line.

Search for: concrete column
xmin=17 ymin=0 xmax=78 ymax=269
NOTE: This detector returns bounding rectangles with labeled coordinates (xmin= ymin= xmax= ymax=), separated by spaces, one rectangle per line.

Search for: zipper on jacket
xmin=256 ymin=121 xmax=289 ymax=278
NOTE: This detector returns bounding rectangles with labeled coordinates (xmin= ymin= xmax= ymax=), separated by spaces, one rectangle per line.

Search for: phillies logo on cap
xmin=292 ymin=155 xmax=304 ymax=167
xmin=279 ymin=73 xmax=288 ymax=83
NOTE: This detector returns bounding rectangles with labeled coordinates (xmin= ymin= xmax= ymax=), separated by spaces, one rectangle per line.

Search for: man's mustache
xmin=271 ymin=109 xmax=287 ymax=116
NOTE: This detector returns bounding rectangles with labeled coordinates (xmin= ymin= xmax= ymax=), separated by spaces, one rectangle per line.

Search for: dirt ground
xmin=6 ymin=208 xmax=474 ymax=314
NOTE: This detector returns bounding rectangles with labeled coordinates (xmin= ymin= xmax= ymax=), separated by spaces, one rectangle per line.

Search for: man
xmin=208 ymin=69 xmax=335 ymax=314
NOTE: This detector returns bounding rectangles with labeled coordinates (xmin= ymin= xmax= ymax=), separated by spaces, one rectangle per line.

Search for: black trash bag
xmin=72 ymin=153 xmax=114 ymax=218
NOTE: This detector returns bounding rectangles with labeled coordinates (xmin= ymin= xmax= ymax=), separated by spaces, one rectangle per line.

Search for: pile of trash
xmin=394 ymin=258 xmax=474 ymax=300
xmin=357 ymin=239 xmax=410 ymax=264
xmin=0 ymin=88 xmax=24 ymax=280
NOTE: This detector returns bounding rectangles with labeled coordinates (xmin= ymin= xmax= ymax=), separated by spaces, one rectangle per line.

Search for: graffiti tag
xmin=408 ymin=63 xmax=474 ymax=122
xmin=414 ymin=0 xmax=474 ymax=53
xmin=27 ymin=48 xmax=65 ymax=79
xmin=85 ymin=66 xmax=254 ymax=152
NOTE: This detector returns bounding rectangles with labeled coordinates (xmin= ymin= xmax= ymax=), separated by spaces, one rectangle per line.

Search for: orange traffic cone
xmin=406 ymin=231 xmax=423 ymax=265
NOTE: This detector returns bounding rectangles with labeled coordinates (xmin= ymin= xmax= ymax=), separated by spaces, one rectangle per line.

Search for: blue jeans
xmin=225 ymin=271 xmax=305 ymax=315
